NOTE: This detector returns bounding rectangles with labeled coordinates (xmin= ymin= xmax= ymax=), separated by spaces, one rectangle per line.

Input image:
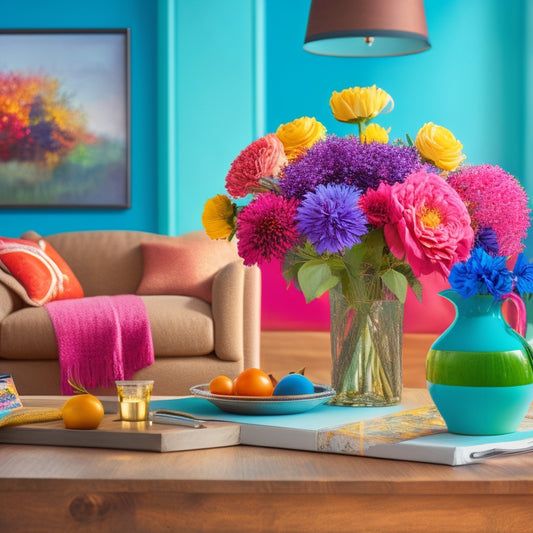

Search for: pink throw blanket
xmin=45 ymin=295 xmax=154 ymax=394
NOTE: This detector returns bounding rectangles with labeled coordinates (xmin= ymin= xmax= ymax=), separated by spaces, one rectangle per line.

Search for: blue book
xmin=150 ymin=394 xmax=533 ymax=466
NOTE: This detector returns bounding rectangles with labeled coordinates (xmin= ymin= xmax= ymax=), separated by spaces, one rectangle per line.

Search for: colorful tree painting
xmin=0 ymin=30 xmax=129 ymax=208
xmin=0 ymin=72 xmax=96 ymax=168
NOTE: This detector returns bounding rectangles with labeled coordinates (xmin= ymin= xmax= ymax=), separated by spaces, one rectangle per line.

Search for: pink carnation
xmin=358 ymin=182 xmax=393 ymax=227
xmin=447 ymin=164 xmax=530 ymax=256
xmin=225 ymin=134 xmax=287 ymax=198
xmin=384 ymin=171 xmax=474 ymax=278
xmin=236 ymin=192 xmax=299 ymax=266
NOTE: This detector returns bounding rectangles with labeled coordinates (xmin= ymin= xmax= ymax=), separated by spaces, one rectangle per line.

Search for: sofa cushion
xmin=136 ymin=239 xmax=238 ymax=303
xmin=0 ymin=237 xmax=84 ymax=306
xmin=141 ymin=295 xmax=215 ymax=356
xmin=0 ymin=295 xmax=215 ymax=360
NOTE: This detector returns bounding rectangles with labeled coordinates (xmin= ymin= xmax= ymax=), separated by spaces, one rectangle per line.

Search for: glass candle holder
xmin=115 ymin=380 xmax=154 ymax=421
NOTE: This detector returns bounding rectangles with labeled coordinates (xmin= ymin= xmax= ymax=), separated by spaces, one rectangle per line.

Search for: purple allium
xmin=296 ymin=183 xmax=368 ymax=254
xmin=236 ymin=192 xmax=299 ymax=266
xmin=280 ymin=135 xmax=423 ymax=200
xmin=449 ymin=247 xmax=513 ymax=299
xmin=512 ymin=254 xmax=533 ymax=296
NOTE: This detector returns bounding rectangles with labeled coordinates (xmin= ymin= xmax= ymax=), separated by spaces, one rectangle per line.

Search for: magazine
xmin=0 ymin=374 xmax=23 ymax=421
xmin=0 ymin=375 xmax=62 ymax=427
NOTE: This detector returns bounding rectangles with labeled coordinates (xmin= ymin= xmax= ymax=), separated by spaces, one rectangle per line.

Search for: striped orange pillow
xmin=0 ymin=237 xmax=84 ymax=305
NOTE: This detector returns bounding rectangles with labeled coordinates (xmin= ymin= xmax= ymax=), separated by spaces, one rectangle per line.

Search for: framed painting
xmin=0 ymin=29 xmax=130 ymax=208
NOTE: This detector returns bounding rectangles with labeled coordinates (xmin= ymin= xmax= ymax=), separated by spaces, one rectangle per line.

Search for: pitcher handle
xmin=503 ymin=292 xmax=526 ymax=337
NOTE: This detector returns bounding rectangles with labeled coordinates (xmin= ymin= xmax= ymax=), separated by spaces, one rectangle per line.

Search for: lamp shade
xmin=303 ymin=0 xmax=430 ymax=57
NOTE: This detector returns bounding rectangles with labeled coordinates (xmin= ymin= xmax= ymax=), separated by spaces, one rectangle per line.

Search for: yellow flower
xmin=276 ymin=116 xmax=326 ymax=160
xmin=415 ymin=122 xmax=466 ymax=171
xmin=201 ymin=194 xmax=235 ymax=239
xmin=361 ymin=123 xmax=391 ymax=144
xmin=329 ymin=85 xmax=393 ymax=124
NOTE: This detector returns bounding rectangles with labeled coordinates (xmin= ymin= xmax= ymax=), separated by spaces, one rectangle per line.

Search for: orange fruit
xmin=209 ymin=375 xmax=234 ymax=395
xmin=62 ymin=393 xmax=105 ymax=430
xmin=234 ymin=368 xmax=274 ymax=396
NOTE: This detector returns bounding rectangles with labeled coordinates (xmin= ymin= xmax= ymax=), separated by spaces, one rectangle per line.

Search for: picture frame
xmin=0 ymin=29 xmax=130 ymax=209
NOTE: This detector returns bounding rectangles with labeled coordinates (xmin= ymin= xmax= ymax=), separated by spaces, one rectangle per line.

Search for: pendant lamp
xmin=303 ymin=0 xmax=430 ymax=57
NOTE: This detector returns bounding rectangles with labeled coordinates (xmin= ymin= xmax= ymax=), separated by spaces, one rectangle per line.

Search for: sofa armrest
xmin=211 ymin=261 xmax=260 ymax=368
xmin=243 ymin=264 xmax=261 ymax=368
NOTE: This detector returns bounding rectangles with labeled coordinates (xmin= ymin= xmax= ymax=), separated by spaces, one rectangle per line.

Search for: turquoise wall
xmin=189 ymin=0 xmax=531 ymax=242
xmin=0 ymin=0 xmax=531 ymax=249
xmin=265 ymin=0 xmax=526 ymax=179
xmin=170 ymin=0 xmax=263 ymax=235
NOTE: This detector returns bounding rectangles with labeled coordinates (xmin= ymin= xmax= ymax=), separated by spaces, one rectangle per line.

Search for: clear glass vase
xmin=329 ymin=280 xmax=403 ymax=407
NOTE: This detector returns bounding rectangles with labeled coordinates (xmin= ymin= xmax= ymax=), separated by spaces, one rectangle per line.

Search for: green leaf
xmin=343 ymin=244 xmax=365 ymax=277
xmin=364 ymin=227 xmax=386 ymax=248
xmin=381 ymin=269 xmax=408 ymax=303
xmin=361 ymin=229 xmax=386 ymax=271
xmin=408 ymin=276 xmax=423 ymax=302
xmin=282 ymin=261 xmax=304 ymax=291
xmin=326 ymin=254 xmax=346 ymax=274
xmin=393 ymin=263 xmax=424 ymax=302
xmin=297 ymin=261 xmax=339 ymax=303
xmin=338 ymin=269 xmax=357 ymax=308
xmin=282 ymin=242 xmax=319 ymax=284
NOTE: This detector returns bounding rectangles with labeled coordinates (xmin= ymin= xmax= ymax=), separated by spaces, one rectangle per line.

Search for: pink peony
xmin=236 ymin=192 xmax=299 ymax=266
xmin=358 ymin=182 xmax=393 ymax=227
xmin=447 ymin=164 xmax=530 ymax=256
xmin=225 ymin=134 xmax=287 ymax=198
xmin=384 ymin=171 xmax=474 ymax=278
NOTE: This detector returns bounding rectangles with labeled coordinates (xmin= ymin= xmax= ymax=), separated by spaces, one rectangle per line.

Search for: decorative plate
xmin=189 ymin=383 xmax=336 ymax=415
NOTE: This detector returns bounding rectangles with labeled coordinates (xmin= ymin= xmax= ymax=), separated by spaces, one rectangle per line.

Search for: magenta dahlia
xmin=236 ymin=192 xmax=299 ymax=265
xmin=358 ymin=182 xmax=393 ymax=228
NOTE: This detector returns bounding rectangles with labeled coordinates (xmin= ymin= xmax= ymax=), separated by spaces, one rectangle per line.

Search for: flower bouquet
xmin=202 ymin=85 xmax=530 ymax=406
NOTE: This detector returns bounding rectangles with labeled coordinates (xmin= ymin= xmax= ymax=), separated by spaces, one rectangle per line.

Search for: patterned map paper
xmin=317 ymin=406 xmax=448 ymax=455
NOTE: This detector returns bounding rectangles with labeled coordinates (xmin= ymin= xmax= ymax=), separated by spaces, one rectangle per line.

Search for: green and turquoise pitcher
xmin=426 ymin=289 xmax=533 ymax=435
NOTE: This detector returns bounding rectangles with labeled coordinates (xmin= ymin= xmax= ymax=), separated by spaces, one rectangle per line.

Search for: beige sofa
xmin=0 ymin=230 xmax=261 ymax=396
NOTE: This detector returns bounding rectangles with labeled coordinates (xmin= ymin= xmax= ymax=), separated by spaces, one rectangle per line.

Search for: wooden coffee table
xmin=2 ymin=392 xmax=533 ymax=533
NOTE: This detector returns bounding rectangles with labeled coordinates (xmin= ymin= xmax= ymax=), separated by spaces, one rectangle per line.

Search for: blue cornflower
xmin=296 ymin=183 xmax=368 ymax=254
xmin=512 ymin=254 xmax=533 ymax=296
xmin=449 ymin=247 xmax=513 ymax=299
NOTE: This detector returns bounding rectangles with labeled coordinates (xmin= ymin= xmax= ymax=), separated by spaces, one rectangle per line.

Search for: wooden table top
xmin=2 ymin=389 xmax=533 ymax=532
